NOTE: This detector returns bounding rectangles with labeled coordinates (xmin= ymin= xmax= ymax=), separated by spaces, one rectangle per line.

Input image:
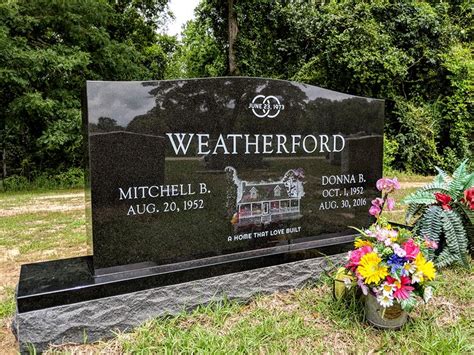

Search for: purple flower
xmin=369 ymin=204 xmax=381 ymax=217
xmin=387 ymin=254 xmax=406 ymax=274
xmin=376 ymin=177 xmax=401 ymax=193
xmin=386 ymin=197 xmax=395 ymax=211
xmin=393 ymin=244 xmax=407 ymax=257
xmin=369 ymin=197 xmax=384 ymax=216
xmin=357 ymin=278 xmax=369 ymax=295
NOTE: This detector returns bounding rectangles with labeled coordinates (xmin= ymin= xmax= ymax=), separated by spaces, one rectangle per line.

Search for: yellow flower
xmin=354 ymin=238 xmax=373 ymax=248
xmin=357 ymin=252 xmax=388 ymax=285
xmin=414 ymin=253 xmax=436 ymax=281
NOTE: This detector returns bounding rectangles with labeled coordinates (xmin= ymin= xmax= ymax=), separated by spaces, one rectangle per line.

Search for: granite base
xmin=13 ymin=253 xmax=345 ymax=353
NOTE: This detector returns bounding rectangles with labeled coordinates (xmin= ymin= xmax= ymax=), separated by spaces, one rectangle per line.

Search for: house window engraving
xmin=226 ymin=167 xmax=305 ymax=228
xmin=250 ymin=186 xmax=258 ymax=199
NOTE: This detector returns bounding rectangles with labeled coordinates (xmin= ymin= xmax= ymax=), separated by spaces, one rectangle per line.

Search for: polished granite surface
xmin=84 ymin=77 xmax=384 ymax=273
xmin=17 ymin=237 xmax=354 ymax=313
xmin=17 ymin=77 xmax=384 ymax=312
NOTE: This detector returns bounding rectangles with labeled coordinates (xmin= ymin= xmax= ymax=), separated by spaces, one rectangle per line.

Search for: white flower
xmin=412 ymin=271 xmax=423 ymax=283
xmin=403 ymin=262 xmax=416 ymax=274
xmin=377 ymin=293 xmax=394 ymax=308
xmin=423 ymin=286 xmax=433 ymax=302
xmin=393 ymin=244 xmax=407 ymax=257
xmin=384 ymin=238 xmax=393 ymax=246
xmin=380 ymin=282 xmax=396 ymax=296
xmin=343 ymin=277 xmax=353 ymax=288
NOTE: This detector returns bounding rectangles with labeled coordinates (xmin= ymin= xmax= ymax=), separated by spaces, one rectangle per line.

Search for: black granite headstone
xmin=84 ymin=78 xmax=383 ymax=274
xmin=16 ymin=77 xmax=383 ymax=313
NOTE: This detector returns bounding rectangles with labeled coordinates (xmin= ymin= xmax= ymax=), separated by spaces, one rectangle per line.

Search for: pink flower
xmin=373 ymin=197 xmax=384 ymax=207
xmin=387 ymin=276 xmax=414 ymax=300
xmin=346 ymin=245 xmax=373 ymax=270
xmin=386 ymin=197 xmax=395 ymax=211
xmin=403 ymin=239 xmax=420 ymax=260
xmin=369 ymin=226 xmax=398 ymax=242
xmin=369 ymin=204 xmax=381 ymax=216
xmin=424 ymin=238 xmax=438 ymax=250
xmin=369 ymin=197 xmax=384 ymax=216
xmin=384 ymin=238 xmax=393 ymax=246
xmin=376 ymin=177 xmax=401 ymax=193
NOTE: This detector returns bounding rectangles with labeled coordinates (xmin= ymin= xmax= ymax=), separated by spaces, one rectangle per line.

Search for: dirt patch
xmin=0 ymin=195 xmax=85 ymax=217
xmin=399 ymin=182 xmax=427 ymax=189
xmin=34 ymin=193 xmax=84 ymax=200
xmin=0 ymin=245 xmax=89 ymax=295
xmin=0 ymin=322 xmax=17 ymax=355
xmin=44 ymin=339 xmax=124 ymax=355
xmin=0 ymin=262 xmax=20 ymax=294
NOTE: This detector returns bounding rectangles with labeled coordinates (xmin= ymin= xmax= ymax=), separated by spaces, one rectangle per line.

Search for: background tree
xmin=1 ymin=0 xmax=472 ymax=187
xmin=175 ymin=0 xmax=472 ymax=174
xmin=0 ymin=0 xmax=174 ymax=183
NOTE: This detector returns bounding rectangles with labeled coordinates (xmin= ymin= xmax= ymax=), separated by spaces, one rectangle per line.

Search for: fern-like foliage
xmin=415 ymin=207 xmax=469 ymax=267
xmin=404 ymin=182 xmax=449 ymax=223
xmin=441 ymin=211 xmax=468 ymax=266
xmin=434 ymin=167 xmax=452 ymax=185
xmin=415 ymin=206 xmax=443 ymax=259
xmin=436 ymin=249 xmax=461 ymax=268
xmin=404 ymin=159 xmax=473 ymax=267
xmin=448 ymin=160 xmax=473 ymax=200
xmin=456 ymin=204 xmax=474 ymax=256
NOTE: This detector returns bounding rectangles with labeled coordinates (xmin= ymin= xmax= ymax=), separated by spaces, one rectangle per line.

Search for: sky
xmin=166 ymin=0 xmax=201 ymax=37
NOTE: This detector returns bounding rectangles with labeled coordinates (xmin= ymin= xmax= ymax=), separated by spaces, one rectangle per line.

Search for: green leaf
xmin=400 ymin=295 xmax=417 ymax=312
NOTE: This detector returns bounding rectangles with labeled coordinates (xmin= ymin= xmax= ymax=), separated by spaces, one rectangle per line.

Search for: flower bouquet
xmin=337 ymin=178 xmax=437 ymax=328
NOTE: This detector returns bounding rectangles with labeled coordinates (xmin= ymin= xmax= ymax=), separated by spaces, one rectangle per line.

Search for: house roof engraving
xmin=240 ymin=182 xmax=291 ymax=203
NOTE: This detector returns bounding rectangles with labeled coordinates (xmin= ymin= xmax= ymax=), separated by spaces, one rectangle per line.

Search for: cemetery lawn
xmin=0 ymin=176 xmax=473 ymax=353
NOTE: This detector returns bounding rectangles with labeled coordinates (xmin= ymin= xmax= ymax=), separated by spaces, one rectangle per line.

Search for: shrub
xmin=2 ymin=175 xmax=30 ymax=191
xmin=1 ymin=167 xmax=84 ymax=191
xmin=391 ymin=99 xmax=442 ymax=174
xmin=383 ymin=135 xmax=399 ymax=175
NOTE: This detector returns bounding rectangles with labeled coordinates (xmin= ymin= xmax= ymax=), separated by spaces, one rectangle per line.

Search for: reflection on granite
xmin=16 ymin=239 xmax=354 ymax=313
xmin=84 ymin=77 xmax=384 ymax=273
xmin=17 ymin=77 xmax=384 ymax=314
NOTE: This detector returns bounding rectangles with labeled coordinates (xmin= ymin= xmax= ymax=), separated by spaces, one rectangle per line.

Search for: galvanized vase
xmin=364 ymin=293 xmax=408 ymax=329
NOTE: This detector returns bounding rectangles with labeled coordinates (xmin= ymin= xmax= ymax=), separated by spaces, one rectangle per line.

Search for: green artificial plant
xmin=403 ymin=160 xmax=474 ymax=268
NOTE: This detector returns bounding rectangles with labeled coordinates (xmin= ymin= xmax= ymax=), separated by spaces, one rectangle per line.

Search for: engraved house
xmin=227 ymin=167 xmax=305 ymax=227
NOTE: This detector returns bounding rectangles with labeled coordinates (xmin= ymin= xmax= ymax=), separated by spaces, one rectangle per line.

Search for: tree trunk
xmin=228 ymin=0 xmax=239 ymax=76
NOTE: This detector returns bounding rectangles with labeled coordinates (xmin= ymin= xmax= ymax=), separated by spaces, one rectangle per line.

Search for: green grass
xmin=0 ymin=187 xmax=84 ymax=201
xmin=89 ymin=268 xmax=472 ymax=354
xmin=1 ymin=177 xmax=473 ymax=353
xmin=0 ymin=287 xmax=15 ymax=321
xmin=0 ymin=211 xmax=87 ymax=256
xmin=383 ymin=169 xmax=434 ymax=183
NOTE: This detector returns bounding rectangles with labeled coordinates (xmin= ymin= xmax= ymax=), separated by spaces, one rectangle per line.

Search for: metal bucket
xmin=364 ymin=293 xmax=408 ymax=329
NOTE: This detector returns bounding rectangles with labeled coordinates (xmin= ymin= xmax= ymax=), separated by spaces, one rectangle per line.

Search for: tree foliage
xmin=174 ymin=0 xmax=472 ymax=174
xmin=0 ymin=0 xmax=175 ymax=180
xmin=1 ymin=0 xmax=472 ymax=182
